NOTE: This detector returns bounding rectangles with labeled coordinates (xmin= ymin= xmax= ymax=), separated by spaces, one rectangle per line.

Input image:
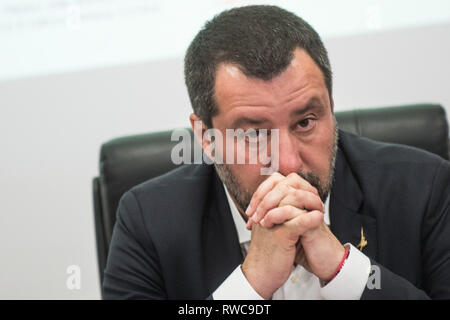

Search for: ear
xmin=189 ymin=113 xmax=214 ymax=160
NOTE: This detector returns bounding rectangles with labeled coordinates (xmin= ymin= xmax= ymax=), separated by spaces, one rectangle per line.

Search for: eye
xmin=244 ymin=129 xmax=268 ymax=143
xmin=296 ymin=118 xmax=316 ymax=132
xmin=244 ymin=129 xmax=260 ymax=143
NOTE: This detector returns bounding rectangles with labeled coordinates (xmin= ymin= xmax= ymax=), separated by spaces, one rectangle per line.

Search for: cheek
xmin=229 ymin=163 xmax=264 ymax=193
xmin=303 ymin=121 xmax=336 ymax=174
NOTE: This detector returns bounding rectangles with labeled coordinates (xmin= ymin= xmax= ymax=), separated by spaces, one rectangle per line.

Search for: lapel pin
xmin=357 ymin=227 xmax=368 ymax=251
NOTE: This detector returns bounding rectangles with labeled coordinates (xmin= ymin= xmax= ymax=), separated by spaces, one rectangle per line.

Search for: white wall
xmin=0 ymin=58 xmax=191 ymax=299
xmin=329 ymin=23 xmax=450 ymax=113
xmin=0 ymin=22 xmax=449 ymax=299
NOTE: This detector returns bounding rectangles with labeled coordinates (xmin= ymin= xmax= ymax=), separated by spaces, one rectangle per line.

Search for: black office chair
xmin=92 ymin=103 xmax=449 ymax=287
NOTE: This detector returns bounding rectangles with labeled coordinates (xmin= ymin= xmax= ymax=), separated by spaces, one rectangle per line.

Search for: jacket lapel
xmin=202 ymin=166 xmax=244 ymax=294
xmin=330 ymin=144 xmax=378 ymax=261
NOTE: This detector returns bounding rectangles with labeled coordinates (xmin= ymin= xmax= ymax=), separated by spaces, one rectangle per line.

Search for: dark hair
xmin=184 ymin=5 xmax=332 ymax=128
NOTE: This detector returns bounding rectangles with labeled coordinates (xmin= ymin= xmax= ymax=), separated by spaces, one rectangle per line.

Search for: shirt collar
xmin=223 ymin=183 xmax=330 ymax=245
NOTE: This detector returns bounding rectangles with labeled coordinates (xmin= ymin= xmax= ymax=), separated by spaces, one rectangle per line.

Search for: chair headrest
xmin=336 ymin=104 xmax=448 ymax=160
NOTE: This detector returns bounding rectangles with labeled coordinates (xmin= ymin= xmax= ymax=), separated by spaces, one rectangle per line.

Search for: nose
xmin=273 ymin=130 xmax=303 ymax=176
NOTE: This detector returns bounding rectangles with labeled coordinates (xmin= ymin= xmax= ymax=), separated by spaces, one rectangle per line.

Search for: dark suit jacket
xmin=102 ymin=130 xmax=450 ymax=299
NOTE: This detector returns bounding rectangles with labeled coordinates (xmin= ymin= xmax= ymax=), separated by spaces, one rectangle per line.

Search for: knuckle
xmin=293 ymin=189 xmax=304 ymax=198
xmin=286 ymin=205 xmax=296 ymax=215
xmin=312 ymin=211 xmax=324 ymax=226
xmin=289 ymin=173 xmax=303 ymax=186
xmin=258 ymin=200 xmax=269 ymax=212
xmin=305 ymin=191 xmax=321 ymax=206
xmin=306 ymin=191 xmax=319 ymax=203
xmin=268 ymin=179 xmax=278 ymax=191
xmin=286 ymin=186 xmax=296 ymax=196
xmin=297 ymin=214 xmax=307 ymax=227
xmin=304 ymin=213 xmax=313 ymax=225
xmin=293 ymin=190 xmax=307 ymax=205
xmin=278 ymin=183 xmax=290 ymax=194
xmin=252 ymin=190 xmax=261 ymax=201
xmin=264 ymin=212 xmax=275 ymax=225
xmin=272 ymin=172 xmax=284 ymax=182
xmin=287 ymin=172 xmax=298 ymax=179
xmin=309 ymin=185 xmax=319 ymax=195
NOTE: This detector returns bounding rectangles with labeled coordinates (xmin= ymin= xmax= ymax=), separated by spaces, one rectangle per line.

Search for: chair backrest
xmin=93 ymin=103 xmax=449 ymax=284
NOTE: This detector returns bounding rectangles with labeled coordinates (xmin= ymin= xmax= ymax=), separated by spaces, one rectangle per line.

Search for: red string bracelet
xmin=329 ymin=246 xmax=350 ymax=282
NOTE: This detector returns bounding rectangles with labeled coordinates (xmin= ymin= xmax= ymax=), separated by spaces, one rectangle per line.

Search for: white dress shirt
xmin=213 ymin=184 xmax=372 ymax=300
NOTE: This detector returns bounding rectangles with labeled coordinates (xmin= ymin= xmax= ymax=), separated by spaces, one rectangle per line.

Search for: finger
xmin=252 ymin=185 xmax=323 ymax=225
xmin=260 ymin=206 xmax=307 ymax=228
xmin=249 ymin=172 xmax=319 ymax=221
xmin=246 ymin=172 xmax=319 ymax=218
xmin=246 ymin=173 xmax=322 ymax=230
xmin=245 ymin=172 xmax=285 ymax=217
xmin=251 ymin=183 xmax=292 ymax=224
xmin=284 ymin=209 xmax=324 ymax=239
xmin=246 ymin=217 xmax=254 ymax=230
xmin=278 ymin=189 xmax=324 ymax=212
xmin=285 ymin=172 xmax=320 ymax=197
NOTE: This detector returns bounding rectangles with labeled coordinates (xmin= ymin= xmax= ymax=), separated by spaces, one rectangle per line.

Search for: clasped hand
xmin=241 ymin=172 xmax=345 ymax=300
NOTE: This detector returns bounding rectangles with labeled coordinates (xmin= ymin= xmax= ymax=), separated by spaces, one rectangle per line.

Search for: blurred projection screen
xmin=1 ymin=0 xmax=450 ymax=81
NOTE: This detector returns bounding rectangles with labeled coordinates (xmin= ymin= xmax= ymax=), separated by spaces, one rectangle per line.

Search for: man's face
xmin=211 ymin=48 xmax=337 ymax=213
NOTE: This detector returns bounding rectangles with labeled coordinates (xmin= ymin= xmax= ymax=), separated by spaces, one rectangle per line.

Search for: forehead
xmin=213 ymin=48 xmax=327 ymax=114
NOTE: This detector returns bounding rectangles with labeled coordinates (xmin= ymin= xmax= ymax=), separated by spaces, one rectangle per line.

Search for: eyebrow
xmin=230 ymin=117 xmax=270 ymax=128
xmin=290 ymin=98 xmax=325 ymax=117
xmin=230 ymin=97 xmax=326 ymax=128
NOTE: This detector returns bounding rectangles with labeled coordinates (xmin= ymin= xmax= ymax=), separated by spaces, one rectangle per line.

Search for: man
xmin=102 ymin=5 xmax=450 ymax=299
